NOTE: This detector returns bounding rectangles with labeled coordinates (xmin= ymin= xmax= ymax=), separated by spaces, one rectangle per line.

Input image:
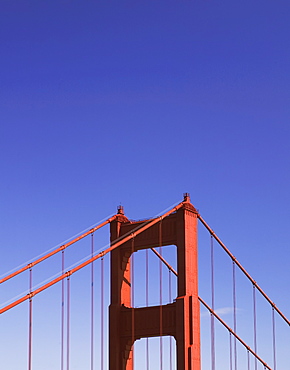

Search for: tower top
xmin=117 ymin=205 xmax=124 ymax=215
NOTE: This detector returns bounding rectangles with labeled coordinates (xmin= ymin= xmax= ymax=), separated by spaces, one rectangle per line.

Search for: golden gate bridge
xmin=1 ymin=194 xmax=289 ymax=369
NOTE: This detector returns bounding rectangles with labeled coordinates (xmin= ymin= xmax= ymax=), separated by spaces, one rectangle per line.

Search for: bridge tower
xmin=109 ymin=194 xmax=200 ymax=369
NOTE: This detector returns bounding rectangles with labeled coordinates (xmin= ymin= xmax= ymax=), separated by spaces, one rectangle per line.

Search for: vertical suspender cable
xmin=28 ymin=267 xmax=33 ymax=370
xmin=91 ymin=234 xmax=94 ymax=370
xmin=101 ymin=256 xmax=104 ymax=370
xmin=169 ymin=269 xmax=172 ymax=370
xmin=146 ymin=248 xmax=149 ymax=370
xmin=66 ymin=276 xmax=71 ymax=370
xmin=159 ymin=221 xmax=163 ymax=370
xmin=272 ymin=306 xmax=277 ymax=370
xmin=253 ymin=285 xmax=258 ymax=370
xmin=61 ymin=251 xmax=65 ymax=370
xmin=131 ymin=237 xmax=135 ymax=369
xmin=229 ymin=332 xmax=233 ymax=370
xmin=210 ymin=235 xmax=215 ymax=370
xmin=232 ymin=261 xmax=238 ymax=370
xmin=247 ymin=350 xmax=250 ymax=370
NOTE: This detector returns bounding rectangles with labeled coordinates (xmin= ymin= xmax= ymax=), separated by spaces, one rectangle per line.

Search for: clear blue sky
xmin=1 ymin=0 xmax=290 ymax=368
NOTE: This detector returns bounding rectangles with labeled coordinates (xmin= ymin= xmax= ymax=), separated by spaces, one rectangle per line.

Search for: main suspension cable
xmin=199 ymin=297 xmax=272 ymax=370
xmin=1 ymin=202 xmax=184 ymax=315
xmin=0 ymin=216 xmax=116 ymax=285
xmin=198 ymin=214 xmax=290 ymax=326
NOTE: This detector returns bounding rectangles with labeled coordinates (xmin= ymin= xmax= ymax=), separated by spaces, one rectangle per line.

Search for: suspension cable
xmin=198 ymin=214 xmax=290 ymax=326
xmin=159 ymin=221 xmax=163 ymax=370
xmin=90 ymin=234 xmax=94 ymax=370
xmin=66 ymin=276 xmax=71 ymax=370
xmin=229 ymin=332 xmax=233 ymax=370
xmin=143 ymin=247 xmax=274 ymax=370
xmin=199 ymin=297 xmax=272 ymax=370
xmin=0 ymin=216 xmax=116 ymax=285
xmin=101 ymin=256 xmax=104 ymax=370
xmin=17 ymin=222 xmax=274 ymax=370
xmin=1 ymin=202 xmax=184 ymax=315
xmin=28 ymin=267 xmax=33 ymax=370
xmin=146 ymin=248 xmax=149 ymax=370
xmin=3 ymin=199 xmax=283 ymax=370
xmin=210 ymin=235 xmax=215 ymax=370
xmin=169 ymin=269 xmax=173 ymax=370
xmin=253 ymin=285 xmax=258 ymax=370
xmin=150 ymin=248 xmax=177 ymax=276
xmin=61 ymin=250 xmax=65 ymax=370
xmin=272 ymin=306 xmax=277 ymax=370
xmin=232 ymin=261 xmax=238 ymax=370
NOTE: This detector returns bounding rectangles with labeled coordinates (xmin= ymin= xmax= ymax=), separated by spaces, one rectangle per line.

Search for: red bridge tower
xmin=109 ymin=194 xmax=200 ymax=369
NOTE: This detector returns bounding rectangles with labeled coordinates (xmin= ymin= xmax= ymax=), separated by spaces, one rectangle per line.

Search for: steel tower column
xmin=109 ymin=195 xmax=201 ymax=370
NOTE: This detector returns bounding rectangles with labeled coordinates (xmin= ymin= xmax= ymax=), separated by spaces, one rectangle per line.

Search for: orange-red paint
xmin=109 ymin=194 xmax=201 ymax=370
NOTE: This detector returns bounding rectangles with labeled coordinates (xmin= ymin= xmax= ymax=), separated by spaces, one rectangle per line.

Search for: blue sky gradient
xmin=1 ymin=0 xmax=290 ymax=368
